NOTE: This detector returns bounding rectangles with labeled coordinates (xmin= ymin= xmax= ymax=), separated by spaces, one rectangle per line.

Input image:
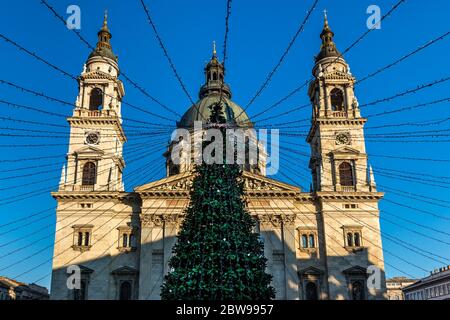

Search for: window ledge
xmin=344 ymin=246 xmax=365 ymax=253
xmin=117 ymin=247 xmax=136 ymax=253
xmin=299 ymin=247 xmax=318 ymax=254
xmin=72 ymin=245 xmax=92 ymax=252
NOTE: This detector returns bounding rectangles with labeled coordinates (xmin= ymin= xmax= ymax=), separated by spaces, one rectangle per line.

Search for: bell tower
xmin=59 ymin=12 xmax=126 ymax=192
xmin=307 ymin=13 xmax=374 ymax=193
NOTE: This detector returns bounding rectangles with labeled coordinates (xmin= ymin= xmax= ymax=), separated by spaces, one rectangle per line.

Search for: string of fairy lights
xmin=0 ymin=0 xmax=448 ymax=291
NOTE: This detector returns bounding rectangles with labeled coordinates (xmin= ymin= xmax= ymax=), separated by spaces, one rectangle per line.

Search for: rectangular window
xmin=342 ymin=226 xmax=363 ymax=248
xmin=117 ymin=225 xmax=136 ymax=252
xmin=343 ymin=204 xmax=359 ymax=209
xmin=72 ymin=225 xmax=93 ymax=251
xmin=297 ymin=228 xmax=318 ymax=251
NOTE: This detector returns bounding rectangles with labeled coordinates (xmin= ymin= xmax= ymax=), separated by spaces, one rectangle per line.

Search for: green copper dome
xmin=177 ymin=93 xmax=252 ymax=128
xmin=88 ymin=46 xmax=118 ymax=62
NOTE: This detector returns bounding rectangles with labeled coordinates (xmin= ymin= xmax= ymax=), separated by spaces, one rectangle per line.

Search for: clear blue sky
xmin=0 ymin=0 xmax=449 ymax=290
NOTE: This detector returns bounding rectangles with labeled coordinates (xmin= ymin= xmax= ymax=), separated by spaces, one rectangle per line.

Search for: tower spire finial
xmin=102 ymin=9 xmax=109 ymax=31
xmin=87 ymin=10 xmax=117 ymax=62
xmin=212 ymin=41 xmax=217 ymax=57
xmin=315 ymin=10 xmax=341 ymax=62
xmin=323 ymin=9 xmax=331 ymax=31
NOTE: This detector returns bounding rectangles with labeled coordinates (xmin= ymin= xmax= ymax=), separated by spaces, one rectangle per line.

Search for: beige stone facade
xmin=0 ymin=276 xmax=49 ymax=300
xmin=50 ymin=15 xmax=387 ymax=300
xmin=403 ymin=266 xmax=450 ymax=300
xmin=386 ymin=277 xmax=417 ymax=300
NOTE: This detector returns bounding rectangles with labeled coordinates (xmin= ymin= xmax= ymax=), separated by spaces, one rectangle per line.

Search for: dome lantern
xmin=315 ymin=10 xmax=341 ymax=63
xmin=199 ymin=41 xmax=231 ymax=99
xmin=87 ymin=10 xmax=118 ymax=63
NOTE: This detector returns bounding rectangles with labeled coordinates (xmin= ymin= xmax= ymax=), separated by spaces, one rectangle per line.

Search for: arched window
xmin=77 ymin=232 xmax=83 ymax=246
xmin=213 ymin=72 xmax=218 ymax=80
xmin=82 ymin=162 xmax=96 ymax=186
xmin=354 ymin=232 xmax=361 ymax=247
xmin=119 ymin=281 xmax=132 ymax=300
xmin=347 ymin=232 xmax=353 ymax=247
xmin=352 ymin=281 xmax=365 ymax=300
xmin=84 ymin=232 xmax=90 ymax=246
xmin=301 ymin=234 xmax=308 ymax=248
xmin=339 ymin=162 xmax=354 ymax=186
xmin=89 ymin=88 xmax=103 ymax=111
xmin=305 ymin=282 xmax=318 ymax=300
xmin=308 ymin=234 xmax=315 ymax=248
xmin=330 ymin=88 xmax=344 ymax=111
xmin=122 ymin=233 xmax=128 ymax=248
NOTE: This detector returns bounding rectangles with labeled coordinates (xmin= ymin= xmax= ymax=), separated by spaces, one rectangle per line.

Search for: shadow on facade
xmin=50 ymin=222 xmax=385 ymax=300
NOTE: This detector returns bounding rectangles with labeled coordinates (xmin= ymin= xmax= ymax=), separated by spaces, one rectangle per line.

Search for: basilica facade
xmin=50 ymin=14 xmax=387 ymax=300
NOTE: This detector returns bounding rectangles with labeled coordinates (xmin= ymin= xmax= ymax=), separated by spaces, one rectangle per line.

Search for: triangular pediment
xmin=79 ymin=265 xmax=94 ymax=274
xmin=342 ymin=265 xmax=367 ymax=275
xmin=298 ymin=266 xmax=324 ymax=276
xmin=135 ymin=170 xmax=301 ymax=193
xmin=330 ymin=146 xmax=360 ymax=155
xmin=242 ymin=171 xmax=301 ymax=192
xmin=73 ymin=145 xmax=105 ymax=156
xmin=80 ymin=70 xmax=115 ymax=81
xmin=111 ymin=266 xmax=138 ymax=275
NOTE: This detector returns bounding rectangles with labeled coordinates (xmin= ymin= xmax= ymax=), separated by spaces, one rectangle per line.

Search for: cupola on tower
xmin=59 ymin=12 xmax=126 ymax=193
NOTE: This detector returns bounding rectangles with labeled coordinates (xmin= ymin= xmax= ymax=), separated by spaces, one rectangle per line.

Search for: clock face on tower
xmin=86 ymin=132 xmax=100 ymax=145
xmin=335 ymin=132 xmax=350 ymax=145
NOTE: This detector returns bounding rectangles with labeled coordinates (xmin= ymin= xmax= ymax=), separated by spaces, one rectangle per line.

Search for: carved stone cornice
xmin=140 ymin=214 xmax=183 ymax=227
xmin=323 ymin=70 xmax=355 ymax=82
xmin=79 ymin=70 xmax=117 ymax=81
xmin=51 ymin=191 xmax=139 ymax=202
xmin=257 ymin=214 xmax=297 ymax=227
xmin=307 ymin=118 xmax=367 ymax=143
xmin=67 ymin=117 xmax=126 ymax=143
xmin=315 ymin=191 xmax=384 ymax=200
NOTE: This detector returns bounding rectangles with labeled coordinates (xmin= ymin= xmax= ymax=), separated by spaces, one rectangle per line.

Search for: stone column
xmin=148 ymin=216 xmax=165 ymax=300
xmin=257 ymin=215 xmax=274 ymax=278
xmin=138 ymin=214 xmax=167 ymax=300
xmin=319 ymin=80 xmax=327 ymax=117
xmin=163 ymin=216 xmax=180 ymax=276
xmin=344 ymin=84 xmax=351 ymax=114
xmin=138 ymin=215 xmax=154 ymax=300
xmin=282 ymin=215 xmax=299 ymax=300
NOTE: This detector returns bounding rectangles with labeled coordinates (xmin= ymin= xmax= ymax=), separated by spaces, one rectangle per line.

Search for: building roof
xmin=0 ymin=276 xmax=49 ymax=297
xmin=386 ymin=277 xmax=417 ymax=283
xmin=403 ymin=266 xmax=450 ymax=292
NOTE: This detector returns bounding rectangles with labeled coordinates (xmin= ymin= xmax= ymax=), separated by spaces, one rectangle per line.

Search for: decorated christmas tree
xmin=160 ymin=102 xmax=275 ymax=300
